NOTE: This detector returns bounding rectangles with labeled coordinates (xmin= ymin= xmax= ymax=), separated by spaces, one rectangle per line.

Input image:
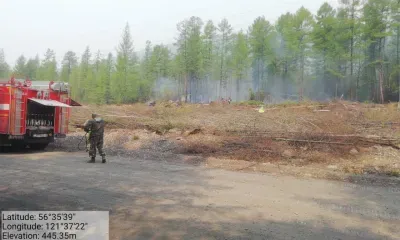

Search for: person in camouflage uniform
xmin=83 ymin=113 xmax=106 ymax=163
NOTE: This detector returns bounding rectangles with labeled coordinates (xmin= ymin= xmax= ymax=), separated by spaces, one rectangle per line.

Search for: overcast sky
xmin=1 ymin=0 xmax=339 ymax=66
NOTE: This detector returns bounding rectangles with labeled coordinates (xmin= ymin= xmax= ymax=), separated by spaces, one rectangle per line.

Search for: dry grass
xmin=68 ymin=100 xmax=400 ymax=179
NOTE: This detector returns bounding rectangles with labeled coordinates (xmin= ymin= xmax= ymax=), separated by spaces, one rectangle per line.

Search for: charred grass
xmin=69 ymin=100 xmax=400 ymax=179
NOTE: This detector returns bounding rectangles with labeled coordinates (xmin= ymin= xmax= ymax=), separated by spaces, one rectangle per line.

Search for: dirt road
xmin=0 ymin=151 xmax=399 ymax=240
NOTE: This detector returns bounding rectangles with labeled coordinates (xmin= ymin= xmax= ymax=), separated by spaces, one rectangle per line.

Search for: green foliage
xmin=0 ymin=49 xmax=9 ymax=78
xmin=275 ymin=100 xmax=301 ymax=107
xmin=248 ymin=16 xmax=274 ymax=91
xmin=4 ymin=0 xmax=400 ymax=104
xmin=61 ymin=51 xmax=78 ymax=83
xmin=231 ymin=31 xmax=250 ymax=100
xmin=248 ymin=88 xmax=265 ymax=101
xmin=13 ymin=55 xmax=27 ymax=78
xmin=238 ymin=100 xmax=264 ymax=106
xmin=115 ymin=23 xmax=139 ymax=103
xmin=37 ymin=49 xmax=58 ymax=81
xmin=202 ymin=20 xmax=217 ymax=77
xmin=175 ymin=16 xmax=204 ymax=102
xmin=25 ymin=55 xmax=40 ymax=80
xmin=248 ymin=88 xmax=255 ymax=100
xmin=217 ymin=18 xmax=233 ymax=95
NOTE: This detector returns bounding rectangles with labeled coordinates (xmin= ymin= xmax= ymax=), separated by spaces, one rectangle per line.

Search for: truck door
xmin=57 ymin=94 xmax=69 ymax=135
xmin=0 ymin=87 xmax=10 ymax=134
xmin=9 ymin=88 xmax=26 ymax=135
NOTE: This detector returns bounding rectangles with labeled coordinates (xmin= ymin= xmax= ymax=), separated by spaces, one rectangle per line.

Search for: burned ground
xmin=65 ymin=101 xmax=400 ymax=181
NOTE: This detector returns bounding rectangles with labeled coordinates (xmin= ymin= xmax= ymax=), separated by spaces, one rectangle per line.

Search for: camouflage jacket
xmin=83 ymin=117 xmax=105 ymax=136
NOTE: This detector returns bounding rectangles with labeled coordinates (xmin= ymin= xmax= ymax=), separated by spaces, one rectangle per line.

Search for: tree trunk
xmin=370 ymin=44 xmax=376 ymax=102
xmin=336 ymin=81 xmax=338 ymax=99
xmin=397 ymin=13 xmax=400 ymax=107
xmin=350 ymin=4 xmax=355 ymax=101
xmin=237 ymin=72 xmax=242 ymax=102
xmin=220 ymin=51 xmax=223 ymax=98
xmin=378 ymin=37 xmax=385 ymax=104
xmin=356 ymin=54 xmax=363 ymax=102
xmin=379 ymin=60 xmax=385 ymax=104
xmin=184 ymin=73 xmax=188 ymax=103
xmin=300 ymin=53 xmax=305 ymax=101
xmin=323 ymin=51 xmax=327 ymax=96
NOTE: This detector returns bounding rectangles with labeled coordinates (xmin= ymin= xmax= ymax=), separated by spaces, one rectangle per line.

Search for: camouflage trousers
xmin=88 ymin=134 xmax=105 ymax=159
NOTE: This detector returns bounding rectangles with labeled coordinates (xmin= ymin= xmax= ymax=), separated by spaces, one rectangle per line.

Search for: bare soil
xmin=65 ymin=100 xmax=400 ymax=182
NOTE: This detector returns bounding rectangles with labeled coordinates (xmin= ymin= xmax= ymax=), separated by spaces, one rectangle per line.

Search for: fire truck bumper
xmin=0 ymin=134 xmax=53 ymax=146
xmin=24 ymin=129 xmax=55 ymax=143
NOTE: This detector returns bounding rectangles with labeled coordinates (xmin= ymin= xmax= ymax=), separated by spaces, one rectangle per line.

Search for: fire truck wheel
xmin=30 ymin=143 xmax=49 ymax=151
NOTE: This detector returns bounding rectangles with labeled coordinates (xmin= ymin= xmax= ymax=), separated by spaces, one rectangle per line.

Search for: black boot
xmin=102 ymin=157 xmax=106 ymax=163
xmin=87 ymin=157 xmax=95 ymax=163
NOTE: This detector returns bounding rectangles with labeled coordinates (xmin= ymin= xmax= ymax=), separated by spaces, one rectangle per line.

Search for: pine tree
xmin=390 ymin=0 xmax=400 ymax=105
xmin=78 ymin=46 xmax=91 ymax=102
xmin=312 ymin=3 xmax=339 ymax=97
xmin=275 ymin=13 xmax=296 ymax=94
xmin=291 ymin=7 xmax=315 ymax=100
xmin=231 ymin=30 xmax=250 ymax=101
xmin=105 ymin=53 xmax=114 ymax=104
xmin=217 ymin=18 xmax=233 ymax=98
xmin=248 ymin=16 xmax=274 ymax=96
xmin=339 ymin=0 xmax=364 ymax=100
xmin=175 ymin=16 xmax=204 ymax=102
xmin=25 ymin=55 xmax=40 ymax=80
xmin=13 ymin=55 xmax=27 ymax=78
xmin=0 ymin=49 xmax=10 ymax=78
xmin=61 ymin=51 xmax=78 ymax=83
xmin=37 ymin=49 xmax=57 ymax=81
xmin=115 ymin=22 xmax=138 ymax=103
xmin=362 ymin=0 xmax=392 ymax=103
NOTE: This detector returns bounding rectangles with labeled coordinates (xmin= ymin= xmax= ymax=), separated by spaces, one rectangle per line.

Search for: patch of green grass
xmin=276 ymin=100 xmax=300 ymax=107
xmin=387 ymin=170 xmax=400 ymax=177
xmin=237 ymin=100 xmax=264 ymax=106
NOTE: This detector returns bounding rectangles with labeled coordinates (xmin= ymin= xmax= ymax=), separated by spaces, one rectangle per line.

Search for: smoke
xmin=150 ymin=32 xmax=341 ymax=104
xmin=152 ymin=76 xmax=255 ymax=103
xmin=151 ymin=74 xmax=308 ymax=104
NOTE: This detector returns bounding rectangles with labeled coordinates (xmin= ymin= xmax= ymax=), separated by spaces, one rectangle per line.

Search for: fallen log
xmin=225 ymin=130 xmax=400 ymax=141
xmin=272 ymin=137 xmax=400 ymax=149
xmin=103 ymin=114 xmax=140 ymax=118
xmin=272 ymin=138 xmax=351 ymax=145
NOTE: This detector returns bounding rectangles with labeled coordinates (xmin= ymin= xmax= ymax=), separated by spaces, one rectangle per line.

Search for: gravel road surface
xmin=0 ymin=151 xmax=399 ymax=240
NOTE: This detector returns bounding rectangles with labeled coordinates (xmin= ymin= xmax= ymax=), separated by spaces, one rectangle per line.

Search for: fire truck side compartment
xmin=24 ymin=99 xmax=55 ymax=144
xmin=27 ymin=100 xmax=55 ymax=127
xmin=0 ymin=86 xmax=10 ymax=134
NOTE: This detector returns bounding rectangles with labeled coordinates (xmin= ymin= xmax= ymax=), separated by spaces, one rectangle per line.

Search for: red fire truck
xmin=0 ymin=77 xmax=80 ymax=150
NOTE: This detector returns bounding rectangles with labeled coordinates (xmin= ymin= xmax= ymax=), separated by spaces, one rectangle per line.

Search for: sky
xmin=0 ymin=0 xmax=339 ymax=66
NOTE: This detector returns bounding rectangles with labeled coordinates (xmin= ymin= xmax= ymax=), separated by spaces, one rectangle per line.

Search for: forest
xmin=0 ymin=0 xmax=399 ymax=104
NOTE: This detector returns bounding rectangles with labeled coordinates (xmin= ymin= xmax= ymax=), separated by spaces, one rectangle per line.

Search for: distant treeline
xmin=0 ymin=0 xmax=399 ymax=104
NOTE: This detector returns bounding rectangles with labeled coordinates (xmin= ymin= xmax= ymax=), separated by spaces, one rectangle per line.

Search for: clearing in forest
xmin=55 ymin=100 xmax=400 ymax=183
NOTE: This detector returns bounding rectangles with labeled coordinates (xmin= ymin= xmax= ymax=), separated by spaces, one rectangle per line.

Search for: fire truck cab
xmin=0 ymin=77 xmax=80 ymax=150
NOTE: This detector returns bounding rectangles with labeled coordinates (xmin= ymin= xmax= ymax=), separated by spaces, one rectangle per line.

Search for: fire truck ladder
xmin=10 ymin=88 xmax=26 ymax=136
